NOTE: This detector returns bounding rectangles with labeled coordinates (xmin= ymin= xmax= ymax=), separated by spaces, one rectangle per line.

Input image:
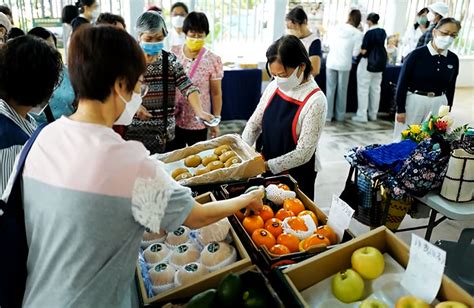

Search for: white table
xmin=393 ymin=191 xmax=474 ymax=241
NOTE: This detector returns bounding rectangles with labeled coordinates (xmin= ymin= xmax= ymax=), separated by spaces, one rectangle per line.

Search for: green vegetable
xmin=187 ymin=289 xmax=217 ymax=308
xmin=217 ymin=273 xmax=243 ymax=305
xmin=242 ymin=289 xmax=267 ymax=308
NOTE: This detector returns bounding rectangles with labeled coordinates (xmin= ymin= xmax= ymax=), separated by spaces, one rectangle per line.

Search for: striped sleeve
xmin=169 ymin=52 xmax=200 ymax=99
xmin=0 ymin=145 xmax=22 ymax=197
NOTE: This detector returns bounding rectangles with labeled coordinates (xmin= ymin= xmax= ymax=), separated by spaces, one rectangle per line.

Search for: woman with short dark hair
xmin=243 ymin=35 xmax=327 ymax=199
xmin=0 ymin=35 xmax=62 ymax=195
xmin=96 ymin=12 xmax=126 ymax=29
xmin=393 ymin=18 xmax=461 ymax=140
xmin=28 ymin=27 xmax=76 ymax=125
xmin=125 ymin=11 xmax=213 ymax=153
xmin=285 ymin=6 xmax=322 ymax=77
xmin=171 ymin=12 xmax=223 ymax=147
xmin=11 ymin=25 xmax=263 ymax=307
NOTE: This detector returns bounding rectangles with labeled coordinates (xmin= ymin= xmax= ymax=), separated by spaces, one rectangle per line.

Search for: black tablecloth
xmin=220 ymin=63 xmax=401 ymax=120
xmin=221 ymin=68 xmax=262 ymax=121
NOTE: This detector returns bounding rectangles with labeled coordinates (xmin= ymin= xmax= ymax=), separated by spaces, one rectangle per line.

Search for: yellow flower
xmin=401 ymin=130 xmax=409 ymax=138
xmin=409 ymin=125 xmax=421 ymax=134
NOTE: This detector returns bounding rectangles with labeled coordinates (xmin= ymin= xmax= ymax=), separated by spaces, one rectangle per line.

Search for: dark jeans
xmin=168 ymin=126 xmax=208 ymax=150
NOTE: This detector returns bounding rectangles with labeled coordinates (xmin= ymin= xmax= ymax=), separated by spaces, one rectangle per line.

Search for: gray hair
xmin=135 ymin=11 xmax=168 ymax=37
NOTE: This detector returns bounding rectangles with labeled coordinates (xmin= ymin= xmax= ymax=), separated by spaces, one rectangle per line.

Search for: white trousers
xmin=393 ymin=92 xmax=448 ymax=140
xmin=326 ymin=68 xmax=350 ymax=121
xmin=356 ymin=58 xmax=383 ymax=120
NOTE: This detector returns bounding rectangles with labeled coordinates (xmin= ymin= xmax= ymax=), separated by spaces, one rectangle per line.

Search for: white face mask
xmin=114 ymin=92 xmax=143 ymax=125
xmin=427 ymin=11 xmax=436 ymax=22
xmin=172 ymin=16 xmax=185 ymax=28
xmin=275 ymin=66 xmax=304 ymax=92
xmin=434 ymin=34 xmax=454 ymax=50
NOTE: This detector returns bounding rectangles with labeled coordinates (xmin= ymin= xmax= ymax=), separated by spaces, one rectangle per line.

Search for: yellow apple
xmin=331 ymin=269 xmax=364 ymax=303
xmin=435 ymin=301 xmax=468 ymax=308
xmin=360 ymin=298 xmax=389 ymax=308
xmin=351 ymin=246 xmax=385 ymax=279
xmin=395 ymin=296 xmax=430 ymax=308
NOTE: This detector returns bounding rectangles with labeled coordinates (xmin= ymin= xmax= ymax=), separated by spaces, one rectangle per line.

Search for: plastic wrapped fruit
xmin=144 ymin=243 xmax=171 ymax=264
xmin=214 ymin=144 xmax=231 ymax=156
xmin=224 ymin=156 xmax=241 ymax=168
xmin=202 ymin=154 xmax=219 ymax=166
xmin=175 ymin=172 xmax=193 ymax=181
xmin=175 ymin=262 xmax=209 ymax=286
xmin=169 ymin=244 xmax=201 ymax=266
xmin=207 ymin=160 xmax=224 ymax=171
xmin=184 ymin=154 xmax=202 ymax=167
xmin=219 ymin=151 xmax=236 ymax=163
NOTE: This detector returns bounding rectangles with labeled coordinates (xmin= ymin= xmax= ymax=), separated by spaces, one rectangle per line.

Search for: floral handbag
xmin=395 ymin=136 xmax=451 ymax=197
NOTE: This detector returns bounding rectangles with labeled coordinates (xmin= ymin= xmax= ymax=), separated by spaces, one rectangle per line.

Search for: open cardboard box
xmin=221 ymin=175 xmax=354 ymax=270
xmin=154 ymin=134 xmax=265 ymax=187
xmin=274 ymin=226 xmax=474 ymax=307
xmin=135 ymin=192 xmax=252 ymax=306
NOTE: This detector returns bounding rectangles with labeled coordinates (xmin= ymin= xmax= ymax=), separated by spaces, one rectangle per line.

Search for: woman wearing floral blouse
xmin=172 ymin=12 xmax=223 ymax=147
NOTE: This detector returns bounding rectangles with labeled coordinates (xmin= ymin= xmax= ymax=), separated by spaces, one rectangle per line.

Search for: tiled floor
xmin=220 ymin=87 xmax=474 ymax=246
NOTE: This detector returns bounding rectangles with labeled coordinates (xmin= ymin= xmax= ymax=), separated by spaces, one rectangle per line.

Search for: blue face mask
xmin=140 ymin=42 xmax=164 ymax=56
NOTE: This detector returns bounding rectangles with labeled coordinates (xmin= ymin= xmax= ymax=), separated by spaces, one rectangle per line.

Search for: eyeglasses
xmin=437 ymin=30 xmax=458 ymax=38
xmin=138 ymin=79 xmax=149 ymax=97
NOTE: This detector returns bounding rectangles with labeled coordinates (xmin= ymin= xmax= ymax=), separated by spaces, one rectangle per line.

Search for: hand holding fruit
xmin=242 ymin=186 xmax=265 ymax=215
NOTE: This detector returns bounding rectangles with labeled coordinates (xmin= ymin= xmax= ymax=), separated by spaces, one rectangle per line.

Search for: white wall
xmin=457 ymin=56 xmax=474 ymax=87
xmin=123 ymin=0 xmax=145 ymax=38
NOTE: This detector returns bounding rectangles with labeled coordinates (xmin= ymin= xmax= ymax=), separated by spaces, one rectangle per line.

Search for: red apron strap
xmin=291 ymin=88 xmax=321 ymax=144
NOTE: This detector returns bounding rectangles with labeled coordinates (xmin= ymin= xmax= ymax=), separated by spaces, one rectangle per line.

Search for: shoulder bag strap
xmin=0 ymin=123 xmax=47 ymax=212
xmin=188 ymin=47 xmax=206 ymax=79
xmin=162 ymin=50 xmax=169 ymax=143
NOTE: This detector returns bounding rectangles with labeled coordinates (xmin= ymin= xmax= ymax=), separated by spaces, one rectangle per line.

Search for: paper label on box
xmin=401 ymin=234 xmax=446 ymax=303
xmin=327 ymin=195 xmax=355 ymax=243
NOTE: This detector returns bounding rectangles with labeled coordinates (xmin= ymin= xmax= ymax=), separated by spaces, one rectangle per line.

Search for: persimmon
xmin=286 ymin=216 xmax=308 ymax=232
xmin=270 ymin=244 xmax=291 ymax=255
xmin=264 ymin=218 xmax=283 ymax=238
xmin=234 ymin=208 xmax=246 ymax=221
xmin=259 ymin=205 xmax=274 ymax=222
xmin=277 ymin=233 xmax=300 ymax=253
xmin=275 ymin=208 xmax=294 ymax=221
xmin=315 ymin=225 xmax=337 ymax=245
xmin=277 ymin=183 xmax=291 ymax=191
xmin=283 ymin=198 xmax=305 ymax=215
xmin=251 ymin=228 xmax=276 ymax=250
xmin=298 ymin=210 xmax=318 ymax=226
xmin=242 ymin=215 xmax=264 ymax=234
xmin=302 ymin=234 xmax=331 ymax=251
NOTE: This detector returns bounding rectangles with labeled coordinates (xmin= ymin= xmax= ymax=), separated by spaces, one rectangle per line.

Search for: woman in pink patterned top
xmin=172 ymin=12 xmax=223 ymax=148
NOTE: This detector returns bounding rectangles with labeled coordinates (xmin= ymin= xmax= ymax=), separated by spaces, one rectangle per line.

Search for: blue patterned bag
xmin=395 ymin=137 xmax=450 ymax=197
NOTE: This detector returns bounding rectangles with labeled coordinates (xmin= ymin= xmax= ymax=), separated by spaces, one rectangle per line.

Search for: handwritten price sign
xmin=327 ymin=195 xmax=355 ymax=244
xmin=401 ymin=234 xmax=446 ymax=303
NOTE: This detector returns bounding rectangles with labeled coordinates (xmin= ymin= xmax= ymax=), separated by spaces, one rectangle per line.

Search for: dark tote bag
xmin=0 ymin=124 xmax=46 ymax=308
xmin=339 ymin=166 xmax=359 ymax=212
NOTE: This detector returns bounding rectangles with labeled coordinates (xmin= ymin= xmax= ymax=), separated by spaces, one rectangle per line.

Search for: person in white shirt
xmin=325 ymin=9 xmax=363 ymax=121
xmin=285 ymin=6 xmax=322 ymax=77
xmin=164 ymin=2 xmax=188 ymax=51
xmin=242 ymin=35 xmax=327 ymax=200
xmin=400 ymin=7 xmax=429 ymax=62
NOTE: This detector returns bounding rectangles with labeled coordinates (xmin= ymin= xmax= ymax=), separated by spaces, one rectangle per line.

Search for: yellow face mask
xmin=186 ymin=37 xmax=205 ymax=52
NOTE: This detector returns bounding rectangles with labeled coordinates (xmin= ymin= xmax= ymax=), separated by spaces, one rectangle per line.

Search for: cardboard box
xmin=155 ymin=134 xmax=265 ymax=187
xmin=221 ymin=175 xmax=354 ymax=270
xmin=274 ymin=226 xmax=474 ymax=307
xmin=135 ymin=192 xmax=252 ymax=306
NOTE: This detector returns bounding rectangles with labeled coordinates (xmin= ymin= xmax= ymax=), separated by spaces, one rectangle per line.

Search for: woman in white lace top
xmin=242 ymin=35 xmax=327 ymax=199
xmin=9 ymin=26 xmax=263 ymax=308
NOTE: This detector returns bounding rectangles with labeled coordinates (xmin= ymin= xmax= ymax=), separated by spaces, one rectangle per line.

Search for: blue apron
xmin=259 ymin=87 xmax=320 ymax=198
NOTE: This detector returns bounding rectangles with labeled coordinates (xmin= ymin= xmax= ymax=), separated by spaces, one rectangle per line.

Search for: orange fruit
xmin=235 ymin=208 xmax=246 ymax=221
xmin=275 ymin=208 xmax=294 ymax=221
xmin=298 ymin=210 xmax=318 ymax=226
xmin=277 ymin=233 xmax=300 ymax=253
xmin=270 ymin=244 xmax=291 ymax=255
xmin=315 ymin=225 xmax=337 ymax=245
xmin=264 ymin=218 xmax=283 ymax=238
xmin=251 ymin=228 xmax=276 ymax=250
xmin=286 ymin=216 xmax=308 ymax=232
xmin=302 ymin=234 xmax=331 ymax=250
xmin=259 ymin=205 xmax=274 ymax=222
xmin=278 ymin=183 xmax=291 ymax=191
xmin=283 ymin=198 xmax=305 ymax=215
xmin=242 ymin=215 xmax=264 ymax=234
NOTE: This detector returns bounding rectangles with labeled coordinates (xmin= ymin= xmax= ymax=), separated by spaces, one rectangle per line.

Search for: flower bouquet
xmin=401 ymin=105 xmax=469 ymax=143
